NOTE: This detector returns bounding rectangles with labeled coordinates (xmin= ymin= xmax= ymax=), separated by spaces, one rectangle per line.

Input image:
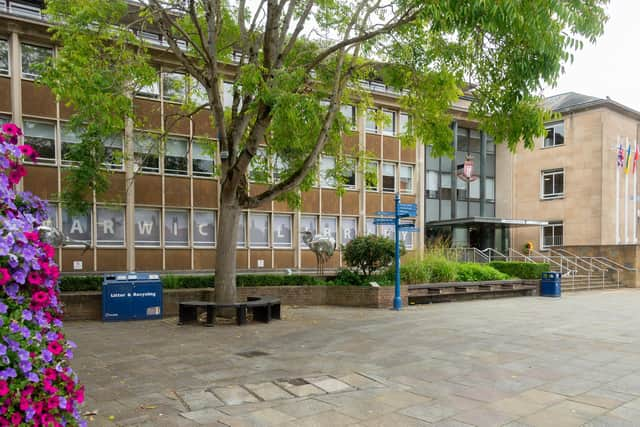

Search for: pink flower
xmin=46 ymin=395 xmax=59 ymax=411
xmin=19 ymin=145 xmax=38 ymax=161
xmin=75 ymin=386 xmax=85 ymax=404
xmin=0 ymin=381 xmax=8 ymax=396
xmin=42 ymin=245 xmax=55 ymax=260
xmin=0 ymin=268 xmax=9 ymax=286
xmin=9 ymin=412 xmax=21 ymax=426
xmin=32 ymin=291 xmax=49 ymax=305
xmin=47 ymin=341 xmax=63 ymax=356
xmin=24 ymin=231 xmax=39 ymax=242
xmin=27 ymin=271 xmax=43 ymax=285
xmin=1 ymin=123 xmax=20 ymax=136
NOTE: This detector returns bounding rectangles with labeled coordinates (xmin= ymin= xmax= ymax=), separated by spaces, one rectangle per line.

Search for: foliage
xmin=455 ymin=263 xmax=509 ymax=282
xmin=425 ymin=255 xmax=459 ymax=283
xmin=343 ymin=235 xmax=403 ymax=278
xmin=58 ymin=276 xmax=104 ymax=292
xmin=0 ymin=124 xmax=85 ymax=426
xmin=236 ymin=274 xmax=325 ymax=287
xmin=488 ymin=261 xmax=550 ymax=279
xmin=399 ymin=258 xmax=431 ymax=284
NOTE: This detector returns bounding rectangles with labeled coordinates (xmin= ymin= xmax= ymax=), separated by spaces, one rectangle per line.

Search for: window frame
xmin=193 ymin=209 xmax=217 ymax=248
xmin=382 ymin=109 xmax=396 ymax=136
xmin=541 ymin=168 xmax=564 ymax=200
xmin=541 ymin=222 xmax=563 ymax=249
xmin=399 ymin=164 xmax=414 ymax=194
xmin=300 ymin=215 xmax=318 ymax=249
xmin=0 ymin=39 xmax=9 ymax=76
xmin=20 ymin=42 xmax=53 ymax=80
xmin=272 ymin=214 xmax=293 ymax=248
xmin=23 ymin=119 xmax=56 ymax=164
xmin=192 ymin=138 xmax=215 ymax=178
xmin=164 ymin=136 xmax=189 ymax=176
xmin=382 ymin=162 xmax=396 ymax=193
xmin=365 ymin=108 xmax=378 ymax=133
xmin=96 ymin=206 xmax=126 ymax=247
xmin=162 ymin=72 xmax=187 ymax=103
xmin=133 ymin=132 xmax=160 ymax=174
xmin=319 ymin=155 xmax=336 ymax=188
xmin=248 ymin=212 xmax=270 ymax=248
xmin=366 ymin=160 xmax=379 ymax=191
xmin=543 ymin=122 xmax=565 ymax=148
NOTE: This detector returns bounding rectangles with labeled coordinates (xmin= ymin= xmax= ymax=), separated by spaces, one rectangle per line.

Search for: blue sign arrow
xmin=373 ymin=218 xmax=396 ymax=225
xmin=397 ymin=211 xmax=416 ymax=218
xmin=398 ymin=225 xmax=420 ymax=232
xmin=375 ymin=211 xmax=395 ymax=217
xmin=397 ymin=203 xmax=417 ymax=211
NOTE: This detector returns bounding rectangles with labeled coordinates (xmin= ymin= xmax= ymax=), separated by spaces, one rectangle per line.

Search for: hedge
xmin=59 ymin=274 xmax=326 ymax=292
xmin=488 ymin=261 xmax=550 ymax=279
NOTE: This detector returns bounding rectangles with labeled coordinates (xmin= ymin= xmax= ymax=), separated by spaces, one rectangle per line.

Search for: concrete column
xmin=10 ymin=33 xmax=22 ymax=192
xmin=417 ymin=134 xmax=425 ymax=258
xmin=480 ymin=131 xmax=487 ymax=217
xmin=450 ymin=121 xmax=458 ymax=219
xmin=125 ymin=114 xmax=136 ymax=272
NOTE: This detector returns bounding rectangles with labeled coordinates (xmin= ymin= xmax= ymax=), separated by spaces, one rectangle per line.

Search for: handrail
xmin=547 ymin=248 xmax=606 ymax=274
xmin=480 ymin=248 xmax=507 ymax=261
xmin=555 ymin=248 xmax=635 ymax=272
xmin=528 ymin=249 xmax=565 ymax=272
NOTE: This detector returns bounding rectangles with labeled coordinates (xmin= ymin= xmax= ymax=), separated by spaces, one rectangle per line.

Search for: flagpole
xmin=625 ymin=138 xmax=630 ymax=243
xmin=616 ymin=136 xmax=620 ymax=244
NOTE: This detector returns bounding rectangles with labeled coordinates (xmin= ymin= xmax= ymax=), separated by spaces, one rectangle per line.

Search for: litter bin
xmin=102 ymin=273 xmax=163 ymax=321
xmin=540 ymin=272 xmax=561 ymax=297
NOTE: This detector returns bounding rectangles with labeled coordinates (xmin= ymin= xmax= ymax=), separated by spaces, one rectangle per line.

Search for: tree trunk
xmin=215 ymin=189 xmax=240 ymax=305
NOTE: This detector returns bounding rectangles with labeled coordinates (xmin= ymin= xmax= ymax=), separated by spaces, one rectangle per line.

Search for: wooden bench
xmin=178 ymin=296 xmax=281 ymax=326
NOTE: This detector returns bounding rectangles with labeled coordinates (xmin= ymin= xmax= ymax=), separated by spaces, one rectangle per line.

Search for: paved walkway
xmin=67 ymin=289 xmax=640 ymax=426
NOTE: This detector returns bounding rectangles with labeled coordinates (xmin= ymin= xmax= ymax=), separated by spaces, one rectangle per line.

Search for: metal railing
xmin=444 ymin=247 xmax=489 ymax=263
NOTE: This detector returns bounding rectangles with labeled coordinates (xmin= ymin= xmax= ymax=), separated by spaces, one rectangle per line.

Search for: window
xmin=190 ymin=78 xmax=209 ymax=106
xmin=137 ymin=73 xmax=160 ymax=99
xmin=486 ymin=178 xmax=495 ymax=201
xmin=273 ymin=155 xmax=287 ymax=182
xmin=439 ymin=173 xmax=452 ymax=200
xmin=542 ymin=222 xmax=563 ymax=248
xmin=343 ymin=158 xmax=356 ymax=189
xmin=383 ymin=110 xmax=396 ymax=135
xmin=541 ymin=169 xmax=564 ymax=199
xmin=96 ymin=207 xmax=125 ymax=246
xmin=192 ymin=139 xmax=215 ymax=177
xmin=544 ymin=122 xmax=565 ymax=147
xmin=469 ymin=129 xmax=481 ymax=153
xmin=248 ymin=147 xmax=268 ymax=182
xmin=0 ymin=39 xmax=8 ymax=76
xmin=46 ymin=203 xmax=58 ymax=227
xmin=135 ymin=208 xmax=161 ymax=247
xmin=21 ymin=43 xmax=52 ymax=79
xmin=193 ymin=210 xmax=216 ymax=247
xmin=340 ymin=105 xmax=355 ymax=129
xmin=61 ymin=209 xmax=91 ymax=245
xmin=382 ymin=163 xmax=396 ymax=192
xmin=469 ymin=178 xmax=480 ymax=200
xmin=10 ymin=1 xmax=42 ymax=19
xmin=61 ymin=124 xmax=81 ymax=165
xmin=237 ymin=213 xmax=246 ymax=248
xmin=380 ymin=224 xmax=394 ymax=239
xmin=366 ymin=108 xmax=377 ymax=133
xmin=399 ymin=113 xmax=410 ymax=135
xmin=134 ymin=133 xmax=160 ymax=173
xmin=23 ymin=120 xmax=55 ymax=164
xmin=365 ymin=218 xmax=376 ymax=236
xmin=320 ymin=216 xmax=337 ymax=241
xmin=400 ymin=222 xmax=414 ymax=249
xmin=162 ymin=72 xmax=186 ymax=102
xmin=341 ymin=217 xmax=357 ymax=245
xmin=300 ymin=215 xmax=317 ymax=248
xmin=426 ymin=171 xmax=438 ymax=199
xmin=165 ymin=210 xmax=189 ymax=247
xmin=400 ymin=165 xmax=413 ymax=193
xmin=366 ymin=161 xmax=378 ymax=191
xmin=249 ymin=213 xmax=269 ymax=248
xmin=222 ymin=81 xmax=234 ymax=108
xmin=272 ymin=214 xmax=292 ymax=248
xmin=165 ymin=136 xmax=188 ymax=175
xmin=104 ymin=134 xmax=123 ymax=170
xmin=319 ymin=155 xmax=336 ymax=188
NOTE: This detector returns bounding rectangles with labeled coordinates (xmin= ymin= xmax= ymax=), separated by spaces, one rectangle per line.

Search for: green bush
xmin=425 ymin=255 xmax=458 ymax=283
xmin=488 ymin=261 xmax=550 ymax=279
xmin=400 ymin=258 xmax=431 ymax=284
xmin=343 ymin=235 xmax=404 ymax=277
xmin=236 ymin=274 xmax=325 ymax=287
xmin=162 ymin=274 xmax=213 ymax=289
xmin=333 ymin=269 xmax=365 ymax=286
xmin=59 ymin=276 xmax=103 ymax=292
xmin=455 ymin=263 xmax=509 ymax=282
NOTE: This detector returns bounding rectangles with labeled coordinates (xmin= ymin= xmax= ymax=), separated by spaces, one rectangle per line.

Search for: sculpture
xmin=38 ymin=219 xmax=91 ymax=252
xmin=301 ymin=230 xmax=336 ymax=275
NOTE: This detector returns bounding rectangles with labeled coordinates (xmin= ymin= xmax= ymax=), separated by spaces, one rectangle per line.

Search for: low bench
xmin=178 ymin=296 xmax=281 ymax=326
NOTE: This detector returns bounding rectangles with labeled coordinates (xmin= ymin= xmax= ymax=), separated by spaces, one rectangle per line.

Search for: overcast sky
xmin=544 ymin=0 xmax=640 ymax=111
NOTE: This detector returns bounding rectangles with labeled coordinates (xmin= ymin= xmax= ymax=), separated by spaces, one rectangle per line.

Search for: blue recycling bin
xmin=540 ymin=272 xmax=561 ymax=297
xmin=102 ymin=273 xmax=163 ymax=321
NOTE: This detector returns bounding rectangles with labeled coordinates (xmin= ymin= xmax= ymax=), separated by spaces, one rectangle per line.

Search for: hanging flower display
xmin=0 ymin=123 xmax=85 ymax=426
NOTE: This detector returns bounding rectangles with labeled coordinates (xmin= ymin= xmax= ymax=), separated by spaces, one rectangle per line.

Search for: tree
xmin=41 ymin=0 xmax=608 ymax=305
xmin=343 ymin=235 xmax=401 ymax=278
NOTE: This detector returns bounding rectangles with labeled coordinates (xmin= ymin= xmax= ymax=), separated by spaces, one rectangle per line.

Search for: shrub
xmin=400 ymin=258 xmax=431 ymax=284
xmin=162 ymin=274 xmax=213 ymax=289
xmin=236 ymin=274 xmax=325 ymax=287
xmin=488 ymin=261 xmax=550 ymax=279
xmin=343 ymin=235 xmax=404 ymax=277
xmin=333 ymin=269 xmax=365 ymax=286
xmin=59 ymin=275 xmax=103 ymax=292
xmin=455 ymin=263 xmax=509 ymax=282
xmin=424 ymin=255 xmax=458 ymax=283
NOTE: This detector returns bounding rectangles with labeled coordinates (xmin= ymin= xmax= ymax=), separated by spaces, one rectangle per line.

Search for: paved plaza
xmin=67 ymin=289 xmax=640 ymax=426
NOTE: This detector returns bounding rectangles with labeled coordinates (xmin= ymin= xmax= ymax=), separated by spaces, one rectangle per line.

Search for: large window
xmin=237 ymin=213 xmax=246 ymax=248
xmin=544 ymin=122 xmax=565 ymax=147
xmin=190 ymin=78 xmax=209 ymax=106
xmin=23 ymin=120 xmax=55 ymax=164
xmin=366 ymin=161 xmax=378 ymax=191
xmin=343 ymin=158 xmax=356 ymax=189
xmin=248 ymin=147 xmax=268 ymax=182
xmin=426 ymin=171 xmax=438 ymax=199
xmin=104 ymin=134 xmax=123 ymax=170
xmin=165 ymin=136 xmax=188 ymax=175
xmin=319 ymin=155 xmax=336 ymax=188
xmin=137 ymin=73 xmax=160 ymax=99
xmin=61 ymin=124 xmax=81 ymax=165
xmin=541 ymin=169 xmax=564 ymax=199
xmin=46 ymin=203 xmax=58 ymax=227
xmin=134 ymin=133 xmax=160 ymax=173
xmin=382 ymin=110 xmax=396 ymax=136
xmin=341 ymin=217 xmax=357 ymax=245
xmin=61 ymin=209 xmax=91 ymax=245
xmin=272 ymin=214 xmax=292 ymax=248
xmin=165 ymin=209 xmax=189 ymax=246
xmin=340 ymin=105 xmax=355 ymax=129
xmin=320 ymin=216 xmax=337 ymax=240
xmin=400 ymin=164 xmax=413 ymax=193
xmin=21 ymin=43 xmax=52 ymax=79
xmin=0 ymin=40 xmax=8 ymax=76
xmin=365 ymin=218 xmax=376 ymax=236
xmin=542 ymin=222 xmax=563 ymax=248
xmin=222 ymin=81 xmax=234 ymax=108
xmin=135 ymin=208 xmax=161 ymax=247
xmin=96 ymin=207 xmax=125 ymax=246
xmin=192 ymin=139 xmax=215 ymax=177
xmin=300 ymin=215 xmax=317 ymax=248
xmin=162 ymin=72 xmax=186 ymax=102
xmin=399 ymin=113 xmax=410 ymax=135
xmin=193 ymin=210 xmax=216 ymax=247
xmin=365 ymin=108 xmax=378 ymax=133
xmin=382 ymin=163 xmax=396 ymax=192
xmin=249 ymin=213 xmax=269 ymax=248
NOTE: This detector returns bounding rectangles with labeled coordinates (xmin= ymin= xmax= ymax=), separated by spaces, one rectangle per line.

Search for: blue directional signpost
xmin=373 ymin=194 xmax=419 ymax=310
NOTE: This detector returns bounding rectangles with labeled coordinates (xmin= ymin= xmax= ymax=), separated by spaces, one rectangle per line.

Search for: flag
xmin=634 ymin=144 xmax=639 ymax=174
xmin=625 ymin=144 xmax=632 ymax=174
xmin=618 ymin=144 xmax=625 ymax=168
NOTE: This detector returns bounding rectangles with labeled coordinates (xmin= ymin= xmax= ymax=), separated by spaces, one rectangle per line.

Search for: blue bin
xmin=540 ymin=272 xmax=561 ymax=297
xmin=102 ymin=273 xmax=163 ymax=321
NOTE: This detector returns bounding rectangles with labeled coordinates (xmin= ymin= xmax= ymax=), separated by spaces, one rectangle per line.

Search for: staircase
xmin=561 ymin=274 xmax=621 ymax=292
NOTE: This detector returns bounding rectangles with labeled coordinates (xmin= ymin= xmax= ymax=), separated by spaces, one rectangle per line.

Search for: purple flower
xmin=12 ymin=268 xmax=26 ymax=284
xmin=9 ymin=321 xmax=20 ymax=333
xmin=66 ymin=349 xmax=73 ymax=359
xmin=0 ymin=301 xmax=7 ymax=313
xmin=21 ymin=327 xmax=30 ymax=340
xmin=58 ymin=396 xmax=67 ymax=409
xmin=0 ymin=343 xmax=5 ymax=355
xmin=22 ymin=309 xmax=32 ymax=321
xmin=41 ymin=349 xmax=52 ymax=363
xmin=25 ymin=407 xmax=35 ymax=421
xmin=8 ymin=254 xmax=19 ymax=268
xmin=53 ymin=319 xmax=63 ymax=328
xmin=0 ymin=368 xmax=17 ymax=379
xmin=5 ymin=283 xmax=18 ymax=298
xmin=46 ymin=331 xmax=58 ymax=342
xmin=17 ymin=348 xmax=29 ymax=361
xmin=34 ymin=332 xmax=42 ymax=342
xmin=67 ymin=340 xmax=77 ymax=349
xmin=1 ymin=356 xmax=8 ymax=364
xmin=19 ymin=359 xmax=32 ymax=373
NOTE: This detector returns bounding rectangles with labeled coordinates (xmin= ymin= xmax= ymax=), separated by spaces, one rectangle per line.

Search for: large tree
xmin=42 ymin=0 xmax=608 ymax=304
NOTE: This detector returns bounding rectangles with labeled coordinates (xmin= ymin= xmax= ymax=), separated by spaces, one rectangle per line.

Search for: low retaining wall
xmin=61 ymin=285 xmax=409 ymax=321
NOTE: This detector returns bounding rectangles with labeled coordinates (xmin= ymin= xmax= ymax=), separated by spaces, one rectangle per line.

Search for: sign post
xmin=373 ymin=195 xmax=418 ymax=311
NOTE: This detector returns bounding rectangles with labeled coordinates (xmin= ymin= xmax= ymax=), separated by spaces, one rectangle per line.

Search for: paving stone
xmin=357 ymin=412 xmax=431 ymax=426
xmin=211 ymin=385 xmax=259 ymax=406
xmin=180 ymin=407 xmax=228 ymax=425
xmin=583 ymin=414 xmax=638 ymax=427
xmin=338 ymin=373 xmax=385 ymax=389
xmin=452 ymin=406 xmax=516 ymax=427
xmin=273 ymin=398 xmax=335 ymax=418
xmin=276 ymin=381 xmax=326 ymax=397
xmin=608 ymin=403 xmax=640 ymax=421
xmin=281 ymin=409 xmax=358 ymax=427
xmin=304 ymin=376 xmax=353 ymax=393
xmin=486 ymin=396 xmax=546 ymax=417
xmin=400 ymin=402 xmax=460 ymax=423
xmin=332 ymin=398 xmax=396 ymax=420
xmin=178 ymin=390 xmax=224 ymax=411
xmin=244 ymin=382 xmax=293 ymax=401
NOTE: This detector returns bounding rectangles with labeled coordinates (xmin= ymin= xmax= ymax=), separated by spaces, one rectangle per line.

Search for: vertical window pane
xmin=162 ymin=72 xmax=186 ymax=102
xmin=21 ymin=44 xmax=52 ymax=79
xmin=486 ymin=178 xmax=495 ymax=201
xmin=319 ymin=216 xmax=337 ymax=240
xmin=366 ymin=161 xmax=378 ymax=190
xmin=0 ymin=40 xmax=8 ymax=76
xmin=134 ymin=133 xmax=159 ymax=173
xmin=399 ymin=113 xmax=410 ymax=135
xmin=469 ymin=179 xmax=480 ymax=199
xmin=456 ymin=127 xmax=469 ymax=153
xmin=382 ymin=163 xmax=396 ymax=192
xmin=320 ymin=155 xmax=336 ymax=188
xmin=383 ymin=110 xmax=396 ymax=135
xmin=46 ymin=203 xmax=58 ymax=227
xmin=60 ymin=124 xmax=81 ymax=165
xmin=137 ymin=73 xmax=160 ymax=98
xmin=380 ymin=224 xmax=394 ymax=239
xmin=165 ymin=136 xmax=188 ymax=175
xmin=272 ymin=214 xmax=292 ymax=248
xmin=135 ymin=208 xmax=160 ymax=246
xmin=554 ymin=123 xmax=565 ymax=145
xmin=23 ymin=120 xmax=55 ymax=163
xmin=104 ymin=134 xmax=124 ymax=169
xmin=340 ymin=105 xmax=355 ymax=129
xmin=366 ymin=218 xmax=376 ymax=236
xmin=469 ymin=129 xmax=481 ymax=152
xmin=192 ymin=139 xmax=215 ymax=176
xmin=61 ymin=209 xmax=91 ymax=244
xmin=400 ymin=222 xmax=414 ymax=249
xmin=400 ymin=165 xmax=413 ymax=193
xmin=426 ymin=199 xmax=438 ymax=222
xmin=165 ymin=210 xmax=189 ymax=246
xmin=300 ymin=215 xmax=317 ymax=248
xmin=366 ymin=108 xmax=377 ymax=132
xmin=222 ymin=81 xmax=234 ymax=108
xmin=248 ymin=147 xmax=268 ymax=182
xmin=193 ymin=210 xmax=216 ymax=247
xmin=249 ymin=213 xmax=269 ymax=247
xmin=426 ymin=171 xmax=438 ymax=198
xmin=190 ymin=78 xmax=209 ymax=106
xmin=341 ymin=217 xmax=357 ymax=245
xmin=237 ymin=213 xmax=246 ymax=247
xmin=96 ymin=207 xmax=125 ymax=246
